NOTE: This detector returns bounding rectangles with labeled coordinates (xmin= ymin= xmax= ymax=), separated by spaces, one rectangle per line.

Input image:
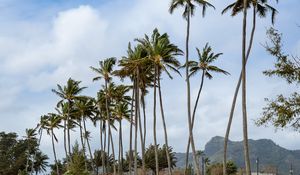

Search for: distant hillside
xmin=175 ymin=136 xmax=300 ymax=174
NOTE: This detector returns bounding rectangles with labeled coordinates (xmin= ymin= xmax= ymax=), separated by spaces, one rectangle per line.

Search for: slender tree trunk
xmin=242 ymin=1 xmax=251 ymax=174
xmin=64 ymin=120 xmax=68 ymax=160
xmin=104 ymin=121 xmax=108 ymax=173
xmin=153 ymin=66 xmax=160 ymax=175
xmin=67 ymin=101 xmax=72 ymax=159
xmin=137 ymin=70 xmax=146 ymax=175
xmin=134 ymin=77 xmax=139 ymax=175
xmin=223 ymin=7 xmax=256 ymax=175
xmin=100 ymin=118 xmax=106 ymax=174
xmin=142 ymin=96 xmax=147 ymax=149
xmin=83 ymin=119 xmax=94 ymax=168
xmin=129 ymin=85 xmax=135 ymax=175
xmin=109 ymin=125 xmax=117 ymax=175
xmin=185 ymin=12 xmax=201 ymax=175
xmin=51 ymin=130 xmax=59 ymax=175
xmin=119 ymin=120 xmax=123 ymax=175
xmin=157 ymin=70 xmax=172 ymax=175
xmin=185 ymin=70 xmax=205 ymax=172
xmin=79 ymin=119 xmax=88 ymax=171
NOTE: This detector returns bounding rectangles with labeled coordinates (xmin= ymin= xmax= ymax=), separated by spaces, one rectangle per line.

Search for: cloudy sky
xmin=0 ymin=0 xmax=299 ymax=162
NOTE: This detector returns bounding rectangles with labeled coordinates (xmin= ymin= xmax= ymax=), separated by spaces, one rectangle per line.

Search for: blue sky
xmin=0 ymin=0 xmax=299 ymax=163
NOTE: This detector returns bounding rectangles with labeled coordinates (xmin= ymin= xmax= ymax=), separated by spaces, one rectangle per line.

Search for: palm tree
xmin=112 ymin=102 xmax=130 ymax=174
xmin=52 ymin=78 xmax=86 ymax=158
xmin=33 ymin=151 xmax=49 ymax=175
xmin=41 ymin=114 xmax=62 ymax=175
xmin=184 ymin=44 xmax=229 ymax=170
xmin=221 ymin=1 xmax=278 ymax=174
xmin=136 ymin=29 xmax=183 ymax=175
xmin=24 ymin=128 xmax=38 ymax=173
xmin=169 ymin=1 xmax=214 ymax=174
xmin=115 ymin=43 xmax=152 ymax=175
xmin=91 ymin=57 xmax=117 ymax=175
xmin=74 ymin=97 xmax=97 ymax=170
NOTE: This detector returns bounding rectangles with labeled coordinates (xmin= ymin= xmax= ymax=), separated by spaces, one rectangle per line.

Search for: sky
xmin=0 ymin=0 xmax=299 ymax=163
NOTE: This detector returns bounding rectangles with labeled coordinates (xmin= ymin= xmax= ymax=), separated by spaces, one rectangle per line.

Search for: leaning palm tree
xmin=91 ymin=57 xmax=117 ymax=175
xmin=136 ymin=28 xmax=183 ymax=175
xmin=41 ymin=114 xmax=62 ymax=175
xmin=184 ymin=44 xmax=229 ymax=171
xmin=169 ymin=1 xmax=214 ymax=174
xmin=221 ymin=1 xmax=278 ymax=174
xmin=52 ymin=78 xmax=86 ymax=157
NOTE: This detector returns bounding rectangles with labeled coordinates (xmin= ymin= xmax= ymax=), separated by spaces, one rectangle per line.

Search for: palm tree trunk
xmin=119 ymin=120 xmax=123 ymax=175
xmin=223 ymin=7 xmax=256 ymax=175
xmin=142 ymin=96 xmax=147 ymax=150
xmin=64 ymin=120 xmax=68 ymax=160
xmin=100 ymin=118 xmax=106 ymax=174
xmin=137 ymin=70 xmax=146 ymax=175
xmin=129 ymin=85 xmax=135 ymax=175
xmin=51 ymin=130 xmax=59 ymax=175
xmin=134 ymin=77 xmax=139 ymax=175
xmin=185 ymin=70 xmax=205 ymax=172
xmin=79 ymin=119 xmax=88 ymax=171
xmin=185 ymin=12 xmax=201 ymax=175
xmin=153 ymin=66 xmax=160 ymax=175
xmin=67 ymin=100 xmax=72 ymax=159
xmin=157 ymin=70 xmax=172 ymax=175
xmin=109 ymin=125 xmax=117 ymax=175
xmin=83 ymin=119 xmax=94 ymax=168
xmin=242 ymin=0 xmax=251 ymax=174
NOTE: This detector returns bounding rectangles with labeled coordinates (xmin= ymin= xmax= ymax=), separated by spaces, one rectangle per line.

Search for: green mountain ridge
xmin=175 ymin=136 xmax=299 ymax=174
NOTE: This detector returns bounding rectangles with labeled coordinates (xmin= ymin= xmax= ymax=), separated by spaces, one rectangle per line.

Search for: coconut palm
xmin=41 ymin=114 xmax=62 ymax=175
xmin=24 ymin=128 xmax=38 ymax=173
xmin=115 ymin=43 xmax=152 ymax=175
xmin=136 ymin=28 xmax=183 ymax=175
xmin=32 ymin=151 xmax=49 ymax=175
xmin=169 ymin=1 xmax=214 ymax=174
xmin=112 ymin=102 xmax=130 ymax=174
xmin=184 ymin=44 xmax=229 ymax=171
xmin=221 ymin=1 xmax=278 ymax=174
xmin=52 ymin=78 xmax=86 ymax=157
xmin=91 ymin=57 xmax=117 ymax=175
xmin=74 ymin=97 xmax=97 ymax=170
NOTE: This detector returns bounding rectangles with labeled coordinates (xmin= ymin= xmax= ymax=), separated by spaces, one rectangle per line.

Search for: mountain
xmin=175 ymin=136 xmax=300 ymax=174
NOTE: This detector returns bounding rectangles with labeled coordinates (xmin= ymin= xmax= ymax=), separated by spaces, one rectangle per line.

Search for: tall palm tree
xmin=41 ymin=114 xmax=62 ymax=175
xmin=112 ymin=102 xmax=130 ymax=174
xmin=91 ymin=57 xmax=117 ymax=175
xmin=221 ymin=1 xmax=278 ymax=174
xmin=52 ymin=78 xmax=86 ymax=158
xmin=184 ymin=44 xmax=229 ymax=171
xmin=169 ymin=1 xmax=214 ymax=174
xmin=136 ymin=29 xmax=183 ymax=175
xmin=74 ymin=97 xmax=97 ymax=170
xmin=115 ymin=43 xmax=152 ymax=175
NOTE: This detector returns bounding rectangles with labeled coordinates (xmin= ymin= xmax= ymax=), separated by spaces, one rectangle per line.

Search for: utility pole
xmin=256 ymin=157 xmax=259 ymax=175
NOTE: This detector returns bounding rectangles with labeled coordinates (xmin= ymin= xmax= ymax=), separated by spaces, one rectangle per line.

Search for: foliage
xmin=256 ymin=27 xmax=300 ymax=131
xmin=0 ymin=131 xmax=48 ymax=175
xmin=144 ymin=144 xmax=177 ymax=173
xmin=206 ymin=161 xmax=238 ymax=175
xmin=65 ymin=142 xmax=90 ymax=175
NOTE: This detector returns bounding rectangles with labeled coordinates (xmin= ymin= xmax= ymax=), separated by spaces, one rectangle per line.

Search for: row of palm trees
xmin=35 ymin=0 xmax=279 ymax=174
